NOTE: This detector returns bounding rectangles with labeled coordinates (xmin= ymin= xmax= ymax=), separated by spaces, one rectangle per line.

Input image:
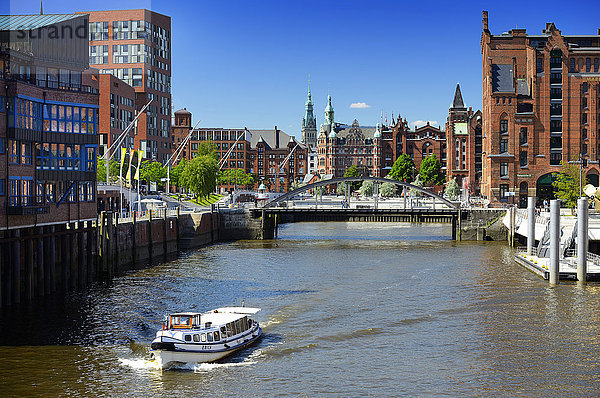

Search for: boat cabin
xmin=167 ymin=313 xmax=201 ymax=329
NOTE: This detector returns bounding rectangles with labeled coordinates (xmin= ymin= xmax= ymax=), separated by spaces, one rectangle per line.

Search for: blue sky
xmin=4 ymin=0 xmax=600 ymax=138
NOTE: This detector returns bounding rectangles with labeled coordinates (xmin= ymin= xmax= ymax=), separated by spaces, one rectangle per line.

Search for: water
xmin=2 ymin=222 xmax=600 ymax=396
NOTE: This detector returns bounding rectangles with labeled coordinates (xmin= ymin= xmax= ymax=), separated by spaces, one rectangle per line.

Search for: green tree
xmin=359 ymin=180 xmax=374 ymax=197
xmin=553 ymin=161 xmax=586 ymax=209
xmin=140 ymin=160 xmax=167 ymax=189
xmin=218 ymin=168 xmax=254 ymax=188
xmin=97 ymin=157 xmax=121 ymax=183
xmin=343 ymin=165 xmax=362 ymax=192
xmin=180 ymin=154 xmax=219 ymax=200
xmin=418 ymin=154 xmax=445 ymax=186
xmin=445 ymin=177 xmax=460 ymax=200
xmin=389 ymin=154 xmax=415 ymax=183
xmin=380 ymin=182 xmax=396 ymax=197
xmin=410 ymin=175 xmax=424 ymax=197
xmin=197 ymin=141 xmax=218 ymax=160
xmin=170 ymin=158 xmax=188 ymax=189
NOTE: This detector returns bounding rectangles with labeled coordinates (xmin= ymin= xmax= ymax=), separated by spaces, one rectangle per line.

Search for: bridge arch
xmin=263 ymin=177 xmax=458 ymax=209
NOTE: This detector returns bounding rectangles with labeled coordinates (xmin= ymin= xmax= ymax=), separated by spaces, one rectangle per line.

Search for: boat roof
xmin=168 ymin=307 xmax=260 ymax=326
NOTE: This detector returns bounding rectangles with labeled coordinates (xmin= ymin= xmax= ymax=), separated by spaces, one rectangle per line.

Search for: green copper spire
xmin=324 ymin=93 xmax=334 ymax=126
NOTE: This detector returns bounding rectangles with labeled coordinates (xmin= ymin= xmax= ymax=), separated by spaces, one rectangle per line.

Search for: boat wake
xmin=118 ymin=357 xmax=161 ymax=371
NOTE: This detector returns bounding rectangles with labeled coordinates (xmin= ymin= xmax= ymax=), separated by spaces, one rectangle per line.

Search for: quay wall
xmin=0 ymin=211 xmax=218 ymax=308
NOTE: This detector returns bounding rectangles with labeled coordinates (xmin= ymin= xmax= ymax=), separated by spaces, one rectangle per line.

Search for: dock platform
xmin=515 ymin=248 xmax=600 ymax=281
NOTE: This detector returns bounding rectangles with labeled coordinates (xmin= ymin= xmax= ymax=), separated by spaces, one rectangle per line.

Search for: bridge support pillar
xmin=452 ymin=213 xmax=457 ymax=240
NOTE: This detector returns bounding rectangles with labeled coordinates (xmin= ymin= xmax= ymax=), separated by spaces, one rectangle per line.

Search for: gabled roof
xmin=0 ymin=14 xmax=86 ymax=31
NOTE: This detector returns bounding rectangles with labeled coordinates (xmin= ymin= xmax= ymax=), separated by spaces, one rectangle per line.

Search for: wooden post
xmin=61 ymin=225 xmax=68 ymax=291
xmin=148 ymin=210 xmax=153 ymax=262
xmin=69 ymin=224 xmax=77 ymax=290
xmin=163 ymin=209 xmax=168 ymax=260
xmin=176 ymin=207 xmax=180 ymax=252
xmin=49 ymin=226 xmax=56 ymax=293
xmin=26 ymin=229 xmax=34 ymax=301
xmin=12 ymin=229 xmax=21 ymax=304
xmin=2 ymin=232 xmax=10 ymax=306
xmin=78 ymin=223 xmax=85 ymax=288
xmin=37 ymin=227 xmax=44 ymax=297
xmin=86 ymin=221 xmax=94 ymax=282
xmin=0 ymin=235 xmax=4 ymax=307
xmin=132 ymin=211 xmax=137 ymax=265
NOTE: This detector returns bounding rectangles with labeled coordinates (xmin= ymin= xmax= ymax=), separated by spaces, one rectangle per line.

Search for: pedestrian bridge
xmin=248 ymin=177 xmax=464 ymax=239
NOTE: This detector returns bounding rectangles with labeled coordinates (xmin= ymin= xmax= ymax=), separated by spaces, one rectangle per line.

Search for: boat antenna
xmin=242 ymin=300 xmax=245 ymax=307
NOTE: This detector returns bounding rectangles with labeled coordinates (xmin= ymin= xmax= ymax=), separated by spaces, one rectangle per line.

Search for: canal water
xmin=2 ymin=222 xmax=600 ymax=396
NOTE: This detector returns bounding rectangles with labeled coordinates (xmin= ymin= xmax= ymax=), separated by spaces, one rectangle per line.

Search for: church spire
xmin=324 ymin=93 xmax=334 ymax=126
xmin=301 ymin=77 xmax=317 ymax=147
xmin=452 ymin=83 xmax=465 ymax=109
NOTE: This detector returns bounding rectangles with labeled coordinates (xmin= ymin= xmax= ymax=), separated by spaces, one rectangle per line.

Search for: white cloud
xmin=349 ymin=102 xmax=371 ymax=109
xmin=410 ymin=120 xmax=439 ymax=129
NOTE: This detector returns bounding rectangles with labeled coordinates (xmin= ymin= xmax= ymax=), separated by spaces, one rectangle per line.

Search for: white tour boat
xmin=150 ymin=307 xmax=262 ymax=369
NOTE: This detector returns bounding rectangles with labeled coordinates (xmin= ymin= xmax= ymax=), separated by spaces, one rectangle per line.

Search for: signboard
xmin=150 ymin=182 xmax=157 ymax=192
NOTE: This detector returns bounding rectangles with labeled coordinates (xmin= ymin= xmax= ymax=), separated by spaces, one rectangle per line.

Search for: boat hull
xmin=151 ymin=327 xmax=262 ymax=369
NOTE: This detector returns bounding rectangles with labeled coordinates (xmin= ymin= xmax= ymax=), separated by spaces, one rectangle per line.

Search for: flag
xmin=119 ymin=147 xmax=127 ymax=182
xmin=126 ymin=149 xmax=133 ymax=183
xmin=135 ymin=149 xmax=144 ymax=181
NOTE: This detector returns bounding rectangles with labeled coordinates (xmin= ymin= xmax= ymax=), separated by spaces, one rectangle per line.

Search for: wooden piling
xmin=12 ymin=230 xmax=21 ymax=304
xmin=25 ymin=229 xmax=34 ymax=301
xmin=148 ymin=210 xmax=153 ymax=262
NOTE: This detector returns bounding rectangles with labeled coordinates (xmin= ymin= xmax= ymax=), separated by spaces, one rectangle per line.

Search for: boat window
xmin=247 ymin=318 xmax=253 ymax=329
xmin=221 ymin=326 xmax=226 ymax=336
xmin=201 ymin=333 xmax=206 ymax=342
xmin=242 ymin=317 xmax=248 ymax=331
xmin=207 ymin=332 xmax=213 ymax=342
xmin=235 ymin=319 xmax=241 ymax=334
xmin=184 ymin=334 xmax=191 ymax=342
xmin=233 ymin=321 xmax=239 ymax=335
xmin=226 ymin=323 xmax=233 ymax=337
xmin=214 ymin=331 xmax=220 ymax=341
xmin=193 ymin=334 xmax=200 ymax=342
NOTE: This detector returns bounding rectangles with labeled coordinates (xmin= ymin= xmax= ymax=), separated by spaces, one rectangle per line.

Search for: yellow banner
xmin=120 ymin=147 xmax=127 ymax=171
xmin=135 ymin=150 xmax=144 ymax=181
xmin=126 ymin=149 xmax=133 ymax=182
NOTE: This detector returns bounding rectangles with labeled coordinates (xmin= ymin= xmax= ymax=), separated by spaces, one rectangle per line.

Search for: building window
xmin=583 ymin=113 xmax=588 ymax=125
xmin=583 ymin=97 xmax=588 ymax=108
xmin=595 ymin=58 xmax=599 ymax=72
xmin=586 ymin=58 xmax=591 ymax=72
xmin=583 ymin=82 xmax=588 ymax=94
xmin=0 ymin=179 xmax=4 ymax=196
xmin=520 ymin=127 xmax=528 ymax=145
xmin=583 ymin=128 xmax=588 ymax=140
xmin=500 ymin=139 xmax=508 ymax=153
xmin=8 ymin=140 xmax=19 ymax=164
xmin=583 ymin=144 xmax=588 ymax=155
xmin=499 ymin=184 xmax=509 ymax=201
xmin=21 ymin=142 xmax=32 ymax=165
xmin=520 ymin=151 xmax=527 ymax=167
xmin=550 ymin=152 xmax=562 ymax=165
xmin=500 ymin=119 xmax=508 ymax=133
xmin=537 ymin=58 xmax=543 ymax=73
xmin=500 ymin=162 xmax=508 ymax=177
xmin=570 ymin=58 xmax=576 ymax=72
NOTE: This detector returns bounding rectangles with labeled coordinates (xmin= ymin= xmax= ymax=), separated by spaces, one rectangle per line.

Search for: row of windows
xmin=569 ymin=58 xmax=600 ymax=73
xmin=7 ymin=140 xmax=97 ymax=172
xmin=99 ymin=68 xmax=143 ymax=88
xmin=5 ymin=178 xmax=95 ymax=205
xmin=7 ymin=98 xmax=97 ymax=135
xmin=495 ymin=96 xmax=512 ymax=105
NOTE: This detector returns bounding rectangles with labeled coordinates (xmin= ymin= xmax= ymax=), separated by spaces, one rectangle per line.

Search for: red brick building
xmin=445 ymin=83 xmax=483 ymax=196
xmin=171 ymin=110 xmax=308 ymax=193
xmin=481 ymin=11 xmax=600 ymax=206
xmin=390 ymin=118 xmax=447 ymax=177
xmin=81 ymin=9 xmax=171 ymax=163
xmin=83 ymin=73 xmax=135 ymax=158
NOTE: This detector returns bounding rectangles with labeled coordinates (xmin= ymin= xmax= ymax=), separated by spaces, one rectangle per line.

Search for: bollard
xmin=527 ymin=197 xmax=536 ymax=255
xmin=577 ymin=197 xmax=589 ymax=282
xmin=549 ymin=199 xmax=560 ymax=285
